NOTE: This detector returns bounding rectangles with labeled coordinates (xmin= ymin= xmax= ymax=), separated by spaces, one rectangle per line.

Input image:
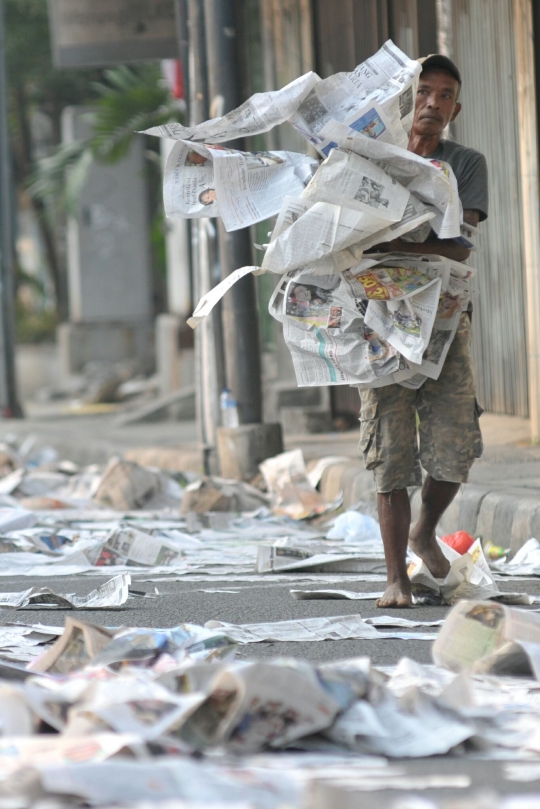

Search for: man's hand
xmin=372 ymin=237 xmax=470 ymax=262
xmin=370 ymin=209 xmax=480 ymax=263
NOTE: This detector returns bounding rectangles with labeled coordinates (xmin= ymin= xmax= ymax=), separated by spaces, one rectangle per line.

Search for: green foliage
xmin=29 ymin=64 xmax=182 ymax=212
xmin=27 ymin=139 xmax=89 ymax=214
xmin=90 ymin=64 xmax=176 ymax=163
xmin=15 ymin=268 xmax=57 ymax=344
xmin=15 ymin=302 xmax=57 ymax=344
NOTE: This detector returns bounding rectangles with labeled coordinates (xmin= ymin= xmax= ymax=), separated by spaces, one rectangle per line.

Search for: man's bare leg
xmin=409 ymin=476 xmax=459 ymax=578
xmin=376 ymin=488 xmax=412 ymax=608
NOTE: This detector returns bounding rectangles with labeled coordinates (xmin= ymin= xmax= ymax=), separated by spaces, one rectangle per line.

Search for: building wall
xmin=451 ymin=0 xmax=532 ymax=417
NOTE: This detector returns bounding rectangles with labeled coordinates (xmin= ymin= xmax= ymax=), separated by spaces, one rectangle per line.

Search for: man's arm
xmin=371 ymin=209 xmax=480 ymax=263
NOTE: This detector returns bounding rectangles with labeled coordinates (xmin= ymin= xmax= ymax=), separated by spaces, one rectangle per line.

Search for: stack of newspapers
xmin=146 ymin=40 xmax=475 ymax=390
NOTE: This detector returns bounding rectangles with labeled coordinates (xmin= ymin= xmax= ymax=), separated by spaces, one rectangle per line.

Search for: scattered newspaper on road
xmin=0 ymin=573 xmax=130 ymax=610
xmin=0 ymin=608 xmax=535 ymax=804
xmin=205 ymin=615 xmax=438 ymax=643
xmin=291 ymin=588 xmax=384 ymax=601
xmin=409 ymin=538 xmax=505 ymax=605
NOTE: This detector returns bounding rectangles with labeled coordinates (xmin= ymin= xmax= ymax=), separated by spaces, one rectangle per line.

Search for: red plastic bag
xmin=440 ymin=530 xmax=475 ymax=555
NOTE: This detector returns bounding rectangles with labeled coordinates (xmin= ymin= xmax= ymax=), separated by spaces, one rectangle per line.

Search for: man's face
xmin=412 ymin=68 xmax=461 ymax=136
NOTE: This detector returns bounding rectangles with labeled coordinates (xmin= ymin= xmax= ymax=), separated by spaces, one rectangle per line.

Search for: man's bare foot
xmin=376 ymin=578 xmax=413 ymax=608
xmin=409 ymin=523 xmax=450 ymax=579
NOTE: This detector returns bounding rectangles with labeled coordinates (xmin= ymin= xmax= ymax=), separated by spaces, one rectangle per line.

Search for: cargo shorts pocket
xmin=359 ymin=402 xmax=379 ymax=469
xmin=473 ymin=398 xmax=484 ymax=460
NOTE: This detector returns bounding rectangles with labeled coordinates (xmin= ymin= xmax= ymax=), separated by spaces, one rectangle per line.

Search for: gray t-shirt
xmin=427 ymin=139 xmax=489 ymax=221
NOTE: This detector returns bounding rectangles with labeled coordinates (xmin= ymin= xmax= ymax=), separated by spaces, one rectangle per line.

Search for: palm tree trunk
xmin=12 ymin=82 xmax=69 ymax=321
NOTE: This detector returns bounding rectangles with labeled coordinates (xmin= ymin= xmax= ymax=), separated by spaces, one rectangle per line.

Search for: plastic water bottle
xmin=220 ymin=388 xmax=239 ymax=428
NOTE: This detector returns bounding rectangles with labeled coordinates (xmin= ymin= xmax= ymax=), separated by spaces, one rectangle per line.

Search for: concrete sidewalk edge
xmin=318 ymin=461 xmax=540 ymax=551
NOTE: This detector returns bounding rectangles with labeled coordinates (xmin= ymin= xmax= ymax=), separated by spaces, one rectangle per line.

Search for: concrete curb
xmin=319 ymin=462 xmax=540 ymax=551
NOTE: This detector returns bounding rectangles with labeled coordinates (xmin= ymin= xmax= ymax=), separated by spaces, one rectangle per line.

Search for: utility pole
xmin=203 ymin=0 xmax=262 ymax=425
xmin=0 ymin=0 xmax=22 ymax=418
xmin=179 ymin=0 xmax=225 ymax=471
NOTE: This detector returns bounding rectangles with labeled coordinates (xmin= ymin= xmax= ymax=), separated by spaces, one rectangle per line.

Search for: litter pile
xmin=0 ymin=433 xmax=538 ymax=804
xmin=0 ymin=604 xmax=538 ymax=807
xmin=0 ymin=428 xmax=539 ymax=807
xmin=147 ymin=40 xmax=475 ymax=390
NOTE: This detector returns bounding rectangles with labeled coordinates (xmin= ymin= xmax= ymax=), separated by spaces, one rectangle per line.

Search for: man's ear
xmin=450 ymin=101 xmax=462 ymax=123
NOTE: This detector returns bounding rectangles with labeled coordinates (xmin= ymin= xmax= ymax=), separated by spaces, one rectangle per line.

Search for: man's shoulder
xmin=439 ymin=139 xmax=486 ymax=166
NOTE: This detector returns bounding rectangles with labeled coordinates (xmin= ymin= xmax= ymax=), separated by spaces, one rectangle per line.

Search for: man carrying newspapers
xmin=361 ymin=55 xmax=488 ymax=607
xmin=147 ymin=44 xmax=488 ymax=610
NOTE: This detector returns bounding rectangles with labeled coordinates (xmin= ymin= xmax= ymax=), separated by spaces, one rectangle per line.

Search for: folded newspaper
xmin=145 ymin=39 xmax=475 ymax=390
xmin=433 ymin=600 xmax=540 ymax=679
xmin=408 ymin=538 xmax=532 ymax=606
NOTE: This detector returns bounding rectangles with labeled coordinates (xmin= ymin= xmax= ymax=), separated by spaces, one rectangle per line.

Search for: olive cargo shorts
xmin=359 ymin=314 xmax=483 ymax=493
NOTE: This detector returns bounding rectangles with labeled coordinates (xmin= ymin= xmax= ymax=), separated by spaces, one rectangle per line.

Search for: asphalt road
xmin=6 ymin=572 xmax=540 ymax=664
xmin=5 ymin=571 xmax=540 ymax=805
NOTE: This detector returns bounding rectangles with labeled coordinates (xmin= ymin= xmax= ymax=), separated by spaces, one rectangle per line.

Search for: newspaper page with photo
xmin=164 ymin=142 xmax=317 ymax=229
xmin=365 ymin=278 xmax=442 ymax=365
xmin=163 ymin=141 xmax=219 ymax=219
xmin=319 ymin=120 xmax=461 ymax=239
xmin=289 ymin=40 xmax=420 ymax=155
xmin=269 ymin=266 xmax=400 ymax=387
xmin=302 ymin=148 xmax=410 ymax=222
xmin=90 ymin=527 xmax=183 ymax=568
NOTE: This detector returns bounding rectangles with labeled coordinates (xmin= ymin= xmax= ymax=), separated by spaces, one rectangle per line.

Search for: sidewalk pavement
xmin=316 ymin=413 xmax=540 ymax=553
xmin=6 ymin=410 xmax=540 ymax=551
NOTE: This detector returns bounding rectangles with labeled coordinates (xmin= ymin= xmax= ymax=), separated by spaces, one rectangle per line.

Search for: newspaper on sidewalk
xmin=257 ymin=545 xmax=376 ymax=574
xmin=0 ymin=733 xmax=138 ymax=776
xmin=88 ymin=527 xmax=183 ymax=568
xmin=93 ymin=458 xmax=183 ymax=511
xmin=259 ymin=450 xmax=332 ymax=520
xmin=291 ymin=589 xmax=384 ymax=601
xmin=178 ymin=660 xmax=344 ymax=752
xmin=433 ymin=600 xmax=540 ymax=680
xmin=324 ymin=687 xmax=473 ymax=758
xmin=492 ymin=538 xmax=540 ymax=577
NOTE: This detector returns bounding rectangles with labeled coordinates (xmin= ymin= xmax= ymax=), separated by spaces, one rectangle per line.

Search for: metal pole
xmin=186 ymin=0 xmax=225 ymax=471
xmin=0 ymin=0 xmax=22 ymax=418
xmin=203 ymin=0 xmax=262 ymax=425
xmin=174 ymin=0 xmax=190 ymax=102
